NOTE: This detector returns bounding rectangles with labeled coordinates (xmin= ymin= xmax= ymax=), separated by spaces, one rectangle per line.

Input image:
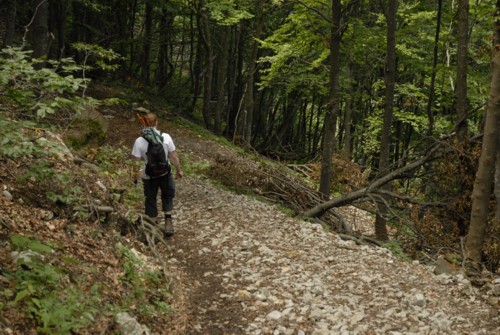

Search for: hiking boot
xmin=164 ymin=216 xmax=174 ymax=237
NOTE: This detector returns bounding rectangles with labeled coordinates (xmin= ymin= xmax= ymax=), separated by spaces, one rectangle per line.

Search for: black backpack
xmin=142 ymin=128 xmax=171 ymax=178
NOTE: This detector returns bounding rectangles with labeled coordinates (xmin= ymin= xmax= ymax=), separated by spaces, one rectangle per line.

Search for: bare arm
xmin=169 ymin=151 xmax=184 ymax=179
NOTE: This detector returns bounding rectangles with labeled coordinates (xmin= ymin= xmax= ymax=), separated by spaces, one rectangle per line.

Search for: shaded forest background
xmin=0 ymin=0 xmax=499 ymax=272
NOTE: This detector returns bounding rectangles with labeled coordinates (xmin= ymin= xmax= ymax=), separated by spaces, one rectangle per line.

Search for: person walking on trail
xmin=131 ymin=112 xmax=183 ymax=237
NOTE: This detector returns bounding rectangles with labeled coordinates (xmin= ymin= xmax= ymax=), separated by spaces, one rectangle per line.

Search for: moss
xmin=64 ymin=112 xmax=107 ymax=150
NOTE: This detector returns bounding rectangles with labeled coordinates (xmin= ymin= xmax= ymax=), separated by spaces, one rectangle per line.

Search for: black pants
xmin=143 ymin=173 xmax=175 ymax=218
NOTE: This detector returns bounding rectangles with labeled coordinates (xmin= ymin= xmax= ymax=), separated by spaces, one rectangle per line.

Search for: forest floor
xmin=1 ymin=97 xmax=499 ymax=335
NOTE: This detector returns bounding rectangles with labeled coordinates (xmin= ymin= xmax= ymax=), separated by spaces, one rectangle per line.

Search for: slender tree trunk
xmin=374 ymin=0 xmax=398 ymax=242
xmin=128 ymin=0 xmax=138 ymax=74
xmin=155 ymin=8 xmax=168 ymax=88
xmin=198 ymin=0 xmax=213 ymax=130
xmin=190 ymin=2 xmax=203 ymax=115
xmin=228 ymin=24 xmax=245 ymax=138
xmin=31 ymin=0 xmax=50 ymax=67
xmin=141 ymin=2 xmax=153 ymax=85
xmin=465 ymin=0 xmax=500 ymax=268
xmin=155 ymin=7 xmax=175 ymax=88
xmin=3 ymin=0 xmax=17 ymax=47
xmin=214 ymin=26 xmax=229 ymax=135
xmin=242 ymin=0 xmax=264 ymax=145
xmin=426 ymin=0 xmax=442 ymax=135
xmin=48 ymin=0 xmax=66 ymax=59
xmin=455 ymin=0 xmax=470 ymax=141
xmin=342 ymin=63 xmax=353 ymax=160
xmin=319 ymin=0 xmax=342 ymax=198
xmin=496 ymin=141 xmax=500 ymax=221
xmin=495 ymin=1 xmax=500 ymax=222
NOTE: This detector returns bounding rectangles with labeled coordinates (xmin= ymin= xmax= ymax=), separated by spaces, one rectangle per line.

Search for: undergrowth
xmin=2 ymin=235 xmax=100 ymax=335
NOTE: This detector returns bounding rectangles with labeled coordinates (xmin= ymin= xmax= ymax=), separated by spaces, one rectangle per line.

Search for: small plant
xmin=0 ymin=47 xmax=95 ymax=118
xmin=181 ymin=153 xmax=209 ymax=175
xmin=6 ymin=235 xmax=99 ymax=334
xmin=116 ymin=243 xmax=173 ymax=318
xmin=382 ymin=241 xmax=412 ymax=263
xmin=0 ymin=116 xmax=68 ymax=159
xmin=17 ymin=160 xmax=82 ymax=205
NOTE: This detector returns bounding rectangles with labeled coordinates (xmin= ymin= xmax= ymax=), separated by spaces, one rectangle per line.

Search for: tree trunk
xmin=426 ymin=0 xmax=442 ymax=135
xmin=31 ymin=0 xmax=50 ymax=67
xmin=496 ymin=141 xmax=500 ymax=221
xmin=374 ymin=0 xmax=398 ymax=242
xmin=455 ymin=0 xmax=470 ymax=141
xmin=342 ymin=97 xmax=353 ymax=161
xmin=465 ymin=74 xmax=500 ymax=267
xmin=242 ymin=0 xmax=264 ymax=145
xmin=229 ymin=24 xmax=246 ymax=139
xmin=319 ymin=0 xmax=342 ymax=198
xmin=465 ymin=2 xmax=500 ymax=268
xmin=190 ymin=3 xmax=203 ymax=115
xmin=127 ymin=0 xmax=139 ymax=74
xmin=495 ymin=0 xmax=500 ymax=222
xmin=141 ymin=2 xmax=153 ymax=85
xmin=3 ymin=0 xmax=16 ymax=47
xmin=198 ymin=0 xmax=213 ymax=130
xmin=155 ymin=7 xmax=173 ymax=88
xmin=214 ymin=26 xmax=229 ymax=135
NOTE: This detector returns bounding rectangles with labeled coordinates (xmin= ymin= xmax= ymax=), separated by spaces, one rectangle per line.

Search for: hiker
xmin=131 ymin=112 xmax=183 ymax=237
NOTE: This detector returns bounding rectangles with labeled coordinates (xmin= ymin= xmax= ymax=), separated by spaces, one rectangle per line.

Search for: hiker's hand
xmin=176 ymin=170 xmax=184 ymax=179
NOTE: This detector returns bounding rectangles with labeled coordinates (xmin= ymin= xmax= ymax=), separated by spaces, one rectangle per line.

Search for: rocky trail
xmin=108 ymin=111 xmax=499 ymax=335
xmin=170 ymin=176 xmax=499 ymax=335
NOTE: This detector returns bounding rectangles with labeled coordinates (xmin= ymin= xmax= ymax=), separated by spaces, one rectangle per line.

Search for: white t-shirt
xmin=131 ymin=128 xmax=176 ymax=179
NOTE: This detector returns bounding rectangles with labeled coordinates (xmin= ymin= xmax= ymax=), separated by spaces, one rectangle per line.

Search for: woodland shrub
xmin=3 ymin=235 xmax=99 ymax=335
xmin=0 ymin=47 xmax=94 ymax=118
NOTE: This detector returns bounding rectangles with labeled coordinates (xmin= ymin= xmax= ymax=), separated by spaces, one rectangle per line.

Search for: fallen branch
xmin=301 ymin=144 xmax=443 ymax=218
xmin=82 ymin=205 xmax=115 ymax=213
xmin=338 ymin=234 xmax=384 ymax=247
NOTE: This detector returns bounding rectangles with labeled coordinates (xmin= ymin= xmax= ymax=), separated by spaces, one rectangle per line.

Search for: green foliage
xmin=72 ymin=42 xmax=121 ymax=72
xmin=0 ymin=47 xmax=92 ymax=118
xmin=11 ymin=235 xmax=53 ymax=254
xmin=382 ymin=241 xmax=412 ymax=263
xmin=206 ymin=0 xmax=253 ymax=25
xmin=0 ymin=116 xmax=38 ymax=158
xmin=116 ymin=243 xmax=172 ymax=318
xmin=93 ymin=145 xmax=130 ymax=174
xmin=17 ymin=160 xmax=82 ymax=205
xmin=0 ymin=123 xmax=69 ymax=161
xmin=258 ymin=1 xmax=330 ymax=96
xmin=5 ymin=236 xmax=99 ymax=335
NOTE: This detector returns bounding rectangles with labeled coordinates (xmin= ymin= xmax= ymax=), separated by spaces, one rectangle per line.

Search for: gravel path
xmin=166 ymin=175 xmax=499 ymax=335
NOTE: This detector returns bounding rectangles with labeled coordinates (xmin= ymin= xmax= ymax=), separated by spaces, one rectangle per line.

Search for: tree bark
xmin=465 ymin=2 xmax=500 ymax=267
xmin=155 ymin=7 xmax=174 ymax=88
xmin=141 ymin=2 xmax=153 ymax=85
xmin=31 ymin=0 xmax=50 ymax=67
xmin=465 ymin=73 xmax=500 ymax=266
xmin=242 ymin=0 xmax=264 ymax=145
xmin=495 ymin=0 xmax=500 ymax=222
xmin=455 ymin=0 xmax=470 ymax=141
xmin=426 ymin=0 xmax=442 ymax=135
xmin=214 ymin=25 xmax=230 ymax=135
xmin=199 ymin=0 xmax=213 ymax=130
xmin=374 ymin=0 xmax=398 ymax=242
xmin=3 ymin=0 xmax=16 ymax=47
xmin=342 ymin=62 xmax=353 ymax=161
xmin=495 ymin=138 xmax=500 ymax=221
xmin=319 ymin=0 xmax=342 ymax=198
